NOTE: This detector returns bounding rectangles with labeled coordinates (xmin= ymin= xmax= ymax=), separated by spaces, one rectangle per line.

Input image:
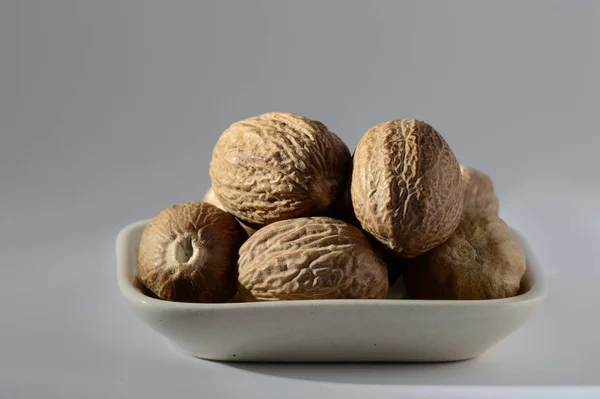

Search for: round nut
xmin=137 ymin=201 xmax=246 ymax=302
xmin=210 ymin=112 xmax=351 ymax=226
xmin=237 ymin=217 xmax=389 ymax=301
xmin=460 ymin=165 xmax=499 ymax=218
xmin=403 ymin=216 xmax=526 ymax=300
xmin=351 ymin=119 xmax=463 ymax=258
xmin=203 ymin=187 xmax=257 ymax=237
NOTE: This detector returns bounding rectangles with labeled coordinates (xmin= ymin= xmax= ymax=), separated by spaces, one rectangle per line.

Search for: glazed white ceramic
xmin=116 ymin=219 xmax=546 ymax=362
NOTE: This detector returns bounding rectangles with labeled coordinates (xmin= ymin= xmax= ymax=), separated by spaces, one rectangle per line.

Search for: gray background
xmin=1 ymin=1 xmax=599 ymax=398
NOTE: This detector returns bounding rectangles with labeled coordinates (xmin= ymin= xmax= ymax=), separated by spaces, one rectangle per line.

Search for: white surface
xmin=118 ymin=219 xmax=545 ymax=362
xmin=2 ymin=1 xmax=600 ymax=397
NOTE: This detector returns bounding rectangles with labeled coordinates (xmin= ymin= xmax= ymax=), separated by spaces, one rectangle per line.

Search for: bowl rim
xmin=117 ymin=219 xmax=547 ymax=310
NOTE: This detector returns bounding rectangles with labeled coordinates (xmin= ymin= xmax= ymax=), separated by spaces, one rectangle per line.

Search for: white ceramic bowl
xmin=117 ymin=219 xmax=546 ymax=362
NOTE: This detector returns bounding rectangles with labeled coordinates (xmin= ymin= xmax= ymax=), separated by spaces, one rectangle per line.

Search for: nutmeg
xmin=351 ymin=119 xmax=463 ymax=258
xmin=210 ymin=112 xmax=351 ymax=226
xmin=403 ymin=216 xmax=526 ymax=300
xmin=460 ymin=165 xmax=499 ymax=219
xmin=137 ymin=201 xmax=246 ymax=302
xmin=237 ymin=217 xmax=389 ymax=301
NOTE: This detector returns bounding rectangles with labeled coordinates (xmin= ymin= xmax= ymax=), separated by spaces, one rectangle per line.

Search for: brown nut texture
xmin=351 ymin=119 xmax=463 ymax=258
xmin=137 ymin=201 xmax=246 ymax=302
xmin=403 ymin=215 xmax=526 ymax=300
xmin=460 ymin=165 xmax=499 ymax=218
xmin=237 ymin=217 xmax=389 ymax=301
xmin=203 ymin=188 xmax=257 ymax=236
xmin=210 ymin=112 xmax=351 ymax=226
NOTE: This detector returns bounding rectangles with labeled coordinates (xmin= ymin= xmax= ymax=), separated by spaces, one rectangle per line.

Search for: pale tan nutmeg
xmin=403 ymin=216 xmax=526 ymax=300
xmin=460 ymin=165 xmax=499 ymax=218
xmin=203 ymin=188 xmax=257 ymax=237
xmin=209 ymin=112 xmax=351 ymax=227
xmin=237 ymin=217 xmax=389 ymax=301
xmin=351 ymin=119 xmax=464 ymax=258
xmin=137 ymin=201 xmax=247 ymax=303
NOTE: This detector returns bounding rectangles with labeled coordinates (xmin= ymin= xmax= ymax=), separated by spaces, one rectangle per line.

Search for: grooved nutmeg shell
xmin=209 ymin=112 xmax=351 ymax=226
xmin=403 ymin=216 xmax=526 ymax=300
xmin=237 ymin=217 xmax=389 ymax=301
xmin=203 ymin=187 xmax=257 ymax=236
xmin=137 ymin=201 xmax=247 ymax=303
xmin=351 ymin=119 xmax=464 ymax=258
xmin=460 ymin=165 xmax=499 ymax=219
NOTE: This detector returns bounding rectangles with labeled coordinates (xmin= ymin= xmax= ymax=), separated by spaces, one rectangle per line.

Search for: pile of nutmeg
xmin=137 ymin=112 xmax=526 ymax=303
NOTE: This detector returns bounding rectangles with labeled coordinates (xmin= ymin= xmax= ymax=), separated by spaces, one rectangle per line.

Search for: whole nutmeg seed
xmin=460 ymin=165 xmax=499 ymax=219
xmin=203 ymin=187 xmax=257 ymax=237
xmin=137 ymin=201 xmax=247 ymax=302
xmin=403 ymin=216 xmax=526 ymax=300
xmin=237 ymin=217 xmax=389 ymax=301
xmin=351 ymin=119 xmax=464 ymax=258
xmin=210 ymin=112 xmax=351 ymax=226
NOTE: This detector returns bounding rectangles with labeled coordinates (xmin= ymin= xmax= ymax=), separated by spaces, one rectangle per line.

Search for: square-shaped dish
xmin=116 ymin=219 xmax=546 ymax=362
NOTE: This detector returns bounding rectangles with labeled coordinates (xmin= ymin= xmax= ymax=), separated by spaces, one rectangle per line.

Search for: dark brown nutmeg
xmin=137 ymin=201 xmax=247 ymax=302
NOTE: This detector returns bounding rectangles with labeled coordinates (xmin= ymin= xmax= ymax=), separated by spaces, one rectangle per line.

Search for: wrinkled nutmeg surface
xmin=460 ymin=165 xmax=499 ymax=219
xmin=203 ymin=188 xmax=257 ymax=236
xmin=137 ymin=202 xmax=247 ymax=302
xmin=403 ymin=216 xmax=526 ymax=300
xmin=351 ymin=119 xmax=463 ymax=258
xmin=210 ymin=112 xmax=351 ymax=226
xmin=237 ymin=217 xmax=389 ymax=301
